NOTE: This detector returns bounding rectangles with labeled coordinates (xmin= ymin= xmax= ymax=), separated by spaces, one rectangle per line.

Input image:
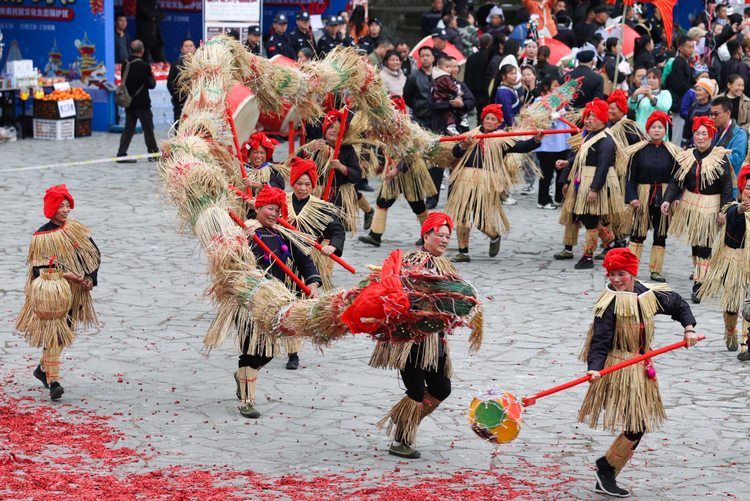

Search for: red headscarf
xmin=43 ymin=184 xmax=74 ymax=219
xmin=607 ymin=89 xmax=628 ymax=114
xmin=322 ymin=109 xmax=344 ymax=135
xmin=645 ymin=110 xmax=672 ymax=133
xmin=602 ymin=248 xmax=639 ymax=277
xmin=481 ymin=104 xmax=504 ymax=122
xmin=420 ymin=211 xmax=454 ymax=238
xmin=289 ymin=157 xmax=318 ymax=188
xmin=242 ymin=132 xmax=279 ymax=164
xmin=738 ymin=165 xmax=750 ymax=192
xmin=583 ymin=98 xmax=609 ymax=124
xmin=390 ymin=95 xmax=407 ymax=114
xmin=254 ymin=186 xmax=288 ymax=220
xmin=692 ymin=116 xmax=717 ymax=138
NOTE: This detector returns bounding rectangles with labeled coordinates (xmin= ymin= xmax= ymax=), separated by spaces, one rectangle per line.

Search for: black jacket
xmin=633 ymin=50 xmax=656 ymax=70
xmin=403 ymin=68 xmax=433 ymax=121
xmin=123 ymin=55 xmax=156 ymax=110
xmin=566 ymin=65 xmax=604 ymax=109
xmin=288 ymin=28 xmax=316 ymax=57
xmin=720 ymin=57 xmax=750 ymax=94
xmin=115 ymin=31 xmax=131 ymax=65
xmin=421 ymin=8 xmax=443 ymax=35
xmin=266 ymin=32 xmax=297 ymax=60
xmin=553 ymin=26 xmax=576 ymax=49
xmin=430 ymin=81 xmax=476 ymax=133
xmin=663 ymin=146 xmax=734 ymax=207
xmin=244 ymin=41 xmax=261 ymax=55
xmin=167 ymin=54 xmax=188 ymax=109
xmin=452 ymin=129 xmax=541 ymax=168
xmin=665 ymin=55 xmax=692 ymax=113
xmin=724 ymin=204 xmax=746 ymax=249
xmin=291 ymin=196 xmax=346 ymax=254
xmin=135 ymin=0 xmax=165 ymax=47
xmin=464 ymin=48 xmax=490 ymax=97
xmin=317 ymin=33 xmax=342 ymax=59
xmin=625 ymin=142 xmax=677 ymax=205
xmin=249 ymin=226 xmax=322 ymax=295
xmin=587 ymin=283 xmax=696 ymax=372
xmin=562 ymin=128 xmax=616 ymax=191
xmin=357 ymin=34 xmax=380 ymax=54
xmin=323 ymin=144 xmax=362 ymax=209
xmin=601 ymin=51 xmax=626 ymax=85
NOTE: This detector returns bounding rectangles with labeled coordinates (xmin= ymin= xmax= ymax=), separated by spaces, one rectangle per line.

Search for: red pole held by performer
xmin=227 ymin=184 xmax=357 ymax=275
xmin=225 ymin=109 xmax=251 ymax=196
xmin=522 ymin=335 xmax=705 ymax=407
xmin=438 ymin=128 xmax=579 ymax=142
xmin=322 ymin=106 xmax=350 ymax=201
xmin=228 ymin=208 xmax=312 ymax=296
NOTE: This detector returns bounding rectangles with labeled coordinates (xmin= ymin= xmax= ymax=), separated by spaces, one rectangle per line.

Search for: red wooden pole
xmin=522 ymin=335 xmax=705 ymax=407
xmin=225 ymin=108 xmax=251 ymax=196
xmin=228 ymin=209 xmax=312 ymax=296
xmin=322 ymin=107 xmax=350 ymax=201
xmin=288 ymin=121 xmax=295 ymax=156
xmin=438 ymin=128 xmax=579 ymax=142
xmin=558 ymin=116 xmax=582 ymax=132
xmin=227 ymin=184 xmax=357 ymax=274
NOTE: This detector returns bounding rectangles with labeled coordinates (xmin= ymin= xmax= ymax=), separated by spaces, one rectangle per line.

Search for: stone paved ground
xmin=1 ymin=131 xmax=749 ymax=499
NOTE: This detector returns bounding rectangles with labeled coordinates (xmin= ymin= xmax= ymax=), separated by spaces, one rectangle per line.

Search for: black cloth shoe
xmin=574 ymin=255 xmax=594 ymax=269
xmin=358 ymin=234 xmax=381 ymax=247
xmin=286 ymin=353 xmax=299 ymax=370
xmin=595 ymin=457 xmax=630 ymax=497
xmin=49 ymin=381 xmax=64 ymax=400
xmin=34 ymin=365 xmax=49 ymax=389
xmin=737 ymin=350 xmax=750 ymax=361
xmin=363 ymin=209 xmax=374 ymax=230
xmin=489 ymin=237 xmax=501 ymax=257
xmin=691 ymin=282 xmax=701 ymax=304
xmin=356 ymin=179 xmax=375 ymax=192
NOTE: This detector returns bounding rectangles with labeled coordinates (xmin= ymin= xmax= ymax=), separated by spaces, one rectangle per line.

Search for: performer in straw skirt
xmin=579 ymin=248 xmax=698 ymax=498
xmin=286 ymin=157 xmax=347 ymax=291
xmin=558 ymin=98 xmax=626 ymax=270
xmin=236 ymin=186 xmax=322 ymax=417
xmin=15 ymin=185 xmax=100 ymax=400
xmin=359 ymin=96 xmax=436 ymax=248
xmin=446 ymin=104 xmax=543 ymax=263
xmin=662 ymin=116 xmax=734 ymax=303
xmin=304 ymin=109 xmax=364 ymax=234
xmin=624 ymin=111 xmax=681 ymax=283
xmin=699 ymin=165 xmax=750 ymax=356
xmin=240 ymin=132 xmax=289 ymax=197
xmin=371 ymin=212 xmax=466 ymax=458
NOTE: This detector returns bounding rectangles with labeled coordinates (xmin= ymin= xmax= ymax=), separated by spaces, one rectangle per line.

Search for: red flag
xmin=606 ymin=0 xmax=676 ymax=48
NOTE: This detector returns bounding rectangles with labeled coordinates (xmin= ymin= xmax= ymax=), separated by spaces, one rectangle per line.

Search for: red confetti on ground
xmin=0 ymin=377 xmax=575 ymax=500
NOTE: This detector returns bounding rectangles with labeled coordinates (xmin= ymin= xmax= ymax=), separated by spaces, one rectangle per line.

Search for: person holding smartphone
xmin=629 ymin=67 xmax=672 ymax=133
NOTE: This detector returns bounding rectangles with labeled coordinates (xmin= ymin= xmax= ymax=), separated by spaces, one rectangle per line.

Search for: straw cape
xmin=578 ymin=281 xmax=671 ymax=434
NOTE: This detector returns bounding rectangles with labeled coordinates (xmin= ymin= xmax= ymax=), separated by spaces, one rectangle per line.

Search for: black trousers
xmin=117 ymin=107 xmax=159 ymax=156
xmin=692 ymin=245 xmax=712 ymax=259
xmin=474 ymin=93 xmax=489 ymax=122
xmin=143 ymin=44 xmax=166 ymax=63
xmin=630 ymin=205 xmax=667 ymax=247
xmin=537 ymin=150 xmax=568 ymax=205
xmin=376 ymin=196 xmax=426 ymax=214
xmin=173 ymin=103 xmax=182 ymax=124
xmin=426 ymin=167 xmax=445 ymax=206
xmin=239 ymin=335 xmax=274 ymax=369
xmin=573 ymin=213 xmax=601 ymax=230
xmin=399 ymin=355 xmax=451 ymax=403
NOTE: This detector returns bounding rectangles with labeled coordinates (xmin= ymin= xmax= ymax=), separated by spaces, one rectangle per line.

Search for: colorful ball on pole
xmin=468 ymin=389 xmax=523 ymax=444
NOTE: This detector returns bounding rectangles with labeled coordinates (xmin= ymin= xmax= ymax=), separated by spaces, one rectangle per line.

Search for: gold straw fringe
xmin=377 ymin=395 xmax=423 ymax=446
xmin=668 ymin=191 xmax=722 ymax=246
xmin=445 ymin=167 xmax=510 ymax=236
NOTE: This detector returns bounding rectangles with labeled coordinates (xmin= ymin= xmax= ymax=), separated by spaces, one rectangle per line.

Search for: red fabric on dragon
xmin=606 ymin=0 xmax=676 ymax=47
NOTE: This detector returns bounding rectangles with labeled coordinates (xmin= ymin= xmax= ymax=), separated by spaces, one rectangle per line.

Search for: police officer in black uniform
xmin=244 ymin=25 xmax=262 ymax=55
xmin=265 ymin=13 xmax=297 ymax=60
xmin=288 ymin=10 xmax=317 ymax=58
xmin=337 ymin=15 xmax=356 ymax=47
xmin=356 ymin=18 xmax=382 ymax=54
xmin=317 ymin=16 xmax=343 ymax=58
xmin=431 ymin=28 xmax=451 ymax=60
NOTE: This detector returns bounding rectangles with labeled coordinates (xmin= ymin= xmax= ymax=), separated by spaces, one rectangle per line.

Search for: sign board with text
xmin=203 ymin=0 xmax=261 ymax=43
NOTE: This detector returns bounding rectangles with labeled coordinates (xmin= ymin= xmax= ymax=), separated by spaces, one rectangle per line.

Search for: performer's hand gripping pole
xmin=227 ymin=184 xmax=357 ymax=274
xmin=522 ymin=335 xmax=705 ymax=407
xmin=228 ymin=208 xmax=312 ymax=296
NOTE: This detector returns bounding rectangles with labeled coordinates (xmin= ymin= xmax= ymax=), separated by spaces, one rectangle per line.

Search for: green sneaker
xmin=489 ymin=237 xmax=501 ymax=257
xmin=650 ymin=271 xmax=666 ymax=283
xmin=452 ymin=252 xmax=471 ymax=263
xmin=554 ymin=249 xmax=574 ymax=260
xmin=363 ymin=209 xmax=374 ymax=231
xmin=594 ymin=247 xmax=611 ymax=261
xmin=240 ymin=402 xmax=260 ymax=418
xmin=358 ymin=234 xmax=381 ymax=247
xmin=234 ymin=371 xmax=241 ymax=401
xmin=388 ymin=443 xmax=421 ymax=459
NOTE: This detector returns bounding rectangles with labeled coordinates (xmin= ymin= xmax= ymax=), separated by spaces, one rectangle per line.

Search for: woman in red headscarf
xmin=234 ymin=185 xmax=322 ymax=418
xmin=699 ymin=165 xmax=750 ymax=357
xmin=303 ymin=109 xmax=365 ymax=234
xmin=240 ymin=132 xmax=289 ymax=198
xmin=579 ymin=248 xmax=698 ymax=498
xmin=15 ymin=185 xmax=101 ymax=401
xmin=286 ymin=157 xmax=347 ymax=291
xmin=661 ymin=116 xmax=733 ymax=304
xmin=623 ymin=110 xmax=682 ymax=283
xmin=557 ymin=98 xmax=625 ymax=269
xmin=372 ymin=212 xmax=480 ymax=460
xmin=445 ymin=104 xmax=543 ymax=262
